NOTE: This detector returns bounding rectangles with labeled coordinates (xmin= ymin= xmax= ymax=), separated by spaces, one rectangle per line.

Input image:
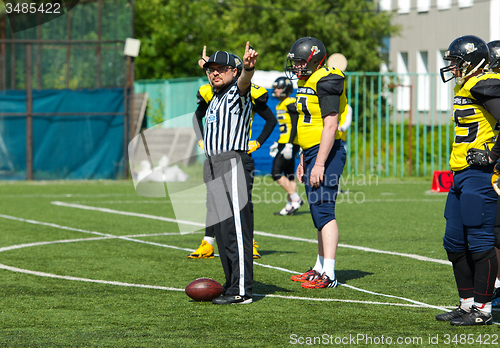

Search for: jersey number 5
xmin=297 ymin=97 xmax=312 ymax=124
xmin=277 ymin=114 xmax=288 ymax=134
xmin=453 ymin=108 xmax=478 ymax=144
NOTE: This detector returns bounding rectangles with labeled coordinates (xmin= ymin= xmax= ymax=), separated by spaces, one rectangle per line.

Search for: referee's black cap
xmin=203 ymin=51 xmax=236 ymax=69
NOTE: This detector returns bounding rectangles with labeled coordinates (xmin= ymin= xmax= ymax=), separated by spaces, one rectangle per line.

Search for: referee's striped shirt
xmin=204 ymin=81 xmax=253 ymax=157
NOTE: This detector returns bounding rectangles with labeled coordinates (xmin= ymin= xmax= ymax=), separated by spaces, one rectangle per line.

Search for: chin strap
xmin=456 ymin=58 xmax=486 ymax=85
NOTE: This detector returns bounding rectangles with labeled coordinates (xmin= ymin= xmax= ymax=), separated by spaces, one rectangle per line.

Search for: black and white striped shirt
xmin=204 ymin=81 xmax=253 ymax=157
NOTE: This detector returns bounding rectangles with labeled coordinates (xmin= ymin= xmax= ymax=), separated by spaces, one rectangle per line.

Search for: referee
xmin=201 ymin=43 xmax=257 ymax=305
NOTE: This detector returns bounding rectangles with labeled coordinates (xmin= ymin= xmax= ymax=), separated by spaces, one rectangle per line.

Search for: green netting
xmin=1 ymin=0 xmax=132 ymax=90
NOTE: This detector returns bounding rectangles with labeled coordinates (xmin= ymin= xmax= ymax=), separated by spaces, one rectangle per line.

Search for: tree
xmin=134 ymin=0 xmax=398 ymax=79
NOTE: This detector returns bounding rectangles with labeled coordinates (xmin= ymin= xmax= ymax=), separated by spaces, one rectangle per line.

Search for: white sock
xmin=323 ymin=258 xmax=336 ymax=280
xmin=203 ymin=236 xmax=215 ymax=246
xmin=312 ymin=255 xmax=324 ymax=273
xmin=290 ymin=193 xmax=300 ymax=202
xmin=495 ymin=277 xmax=500 ymax=289
xmin=474 ymin=302 xmax=492 ymax=315
xmin=460 ymin=297 xmax=473 ymax=311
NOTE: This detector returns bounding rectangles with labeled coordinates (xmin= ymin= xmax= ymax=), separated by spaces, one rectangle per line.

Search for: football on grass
xmin=185 ymin=278 xmax=224 ymax=302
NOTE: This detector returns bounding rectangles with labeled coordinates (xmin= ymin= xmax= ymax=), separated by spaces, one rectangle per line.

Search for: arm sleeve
xmin=287 ymin=102 xmax=299 ymax=144
xmin=254 ymin=105 xmax=277 ymax=145
xmin=317 ymin=74 xmax=345 ymax=117
xmin=470 ymin=78 xmax=500 ymax=161
xmin=483 ymin=98 xmax=500 ymax=161
xmin=252 ymin=90 xmax=269 ymax=111
xmin=193 ymin=94 xmax=208 ymax=141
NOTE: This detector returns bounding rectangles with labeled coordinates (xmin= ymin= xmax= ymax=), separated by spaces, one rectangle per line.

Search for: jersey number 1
xmin=297 ymin=97 xmax=312 ymax=124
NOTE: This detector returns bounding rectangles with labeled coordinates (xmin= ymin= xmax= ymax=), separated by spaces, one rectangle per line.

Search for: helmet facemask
xmin=285 ymin=57 xmax=311 ymax=80
xmin=440 ymin=54 xmax=486 ymax=85
xmin=285 ymin=47 xmax=326 ymax=80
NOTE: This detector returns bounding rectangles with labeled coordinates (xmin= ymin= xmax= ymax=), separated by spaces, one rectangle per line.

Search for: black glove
xmin=466 ymin=148 xmax=491 ymax=166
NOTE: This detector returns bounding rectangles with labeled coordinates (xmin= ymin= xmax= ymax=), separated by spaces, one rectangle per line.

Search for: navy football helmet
xmin=231 ymin=54 xmax=243 ymax=78
xmin=440 ymin=35 xmax=489 ymax=84
xmin=272 ymin=77 xmax=293 ymax=98
xmin=487 ymin=40 xmax=500 ymax=71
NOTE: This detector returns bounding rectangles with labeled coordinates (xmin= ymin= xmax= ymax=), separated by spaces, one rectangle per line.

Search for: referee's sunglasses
xmin=204 ymin=66 xmax=234 ymax=74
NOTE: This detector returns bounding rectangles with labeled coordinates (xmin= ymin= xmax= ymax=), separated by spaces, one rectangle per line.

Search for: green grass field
xmin=1 ymin=173 xmax=499 ymax=347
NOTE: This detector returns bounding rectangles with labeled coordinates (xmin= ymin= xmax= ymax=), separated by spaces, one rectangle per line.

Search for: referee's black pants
xmin=204 ymin=151 xmax=254 ymax=297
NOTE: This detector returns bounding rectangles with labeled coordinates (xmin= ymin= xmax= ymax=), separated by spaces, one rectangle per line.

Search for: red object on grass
xmin=431 ymin=171 xmax=454 ymax=192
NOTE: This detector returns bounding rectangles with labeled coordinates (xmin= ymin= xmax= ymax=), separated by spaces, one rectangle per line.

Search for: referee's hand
xmin=198 ymin=46 xmax=208 ymax=69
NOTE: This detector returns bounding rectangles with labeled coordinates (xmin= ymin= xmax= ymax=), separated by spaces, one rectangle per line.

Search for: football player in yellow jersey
xmin=284 ymin=37 xmax=347 ymax=289
xmin=269 ymin=77 xmax=304 ymax=216
xmin=486 ymin=40 xmax=500 ymax=307
xmin=191 ymin=50 xmax=276 ymax=260
xmin=436 ymin=35 xmax=500 ymax=326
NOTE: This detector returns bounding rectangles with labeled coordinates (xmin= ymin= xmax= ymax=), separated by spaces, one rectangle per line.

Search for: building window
xmin=490 ymin=0 xmax=500 ymax=40
xmin=417 ymin=51 xmax=429 ymax=111
xmin=436 ymin=50 xmax=451 ymax=111
xmin=437 ymin=0 xmax=452 ymax=10
xmin=397 ymin=52 xmax=411 ymax=111
xmin=398 ymin=0 xmax=411 ymax=14
xmin=379 ymin=0 xmax=391 ymax=11
xmin=458 ymin=0 xmax=473 ymax=8
xmin=417 ymin=0 xmax=430 ymax=12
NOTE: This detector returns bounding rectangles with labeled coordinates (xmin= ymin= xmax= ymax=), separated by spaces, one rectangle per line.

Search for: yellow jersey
xmin=276 ymin=96 xmax=298 ymax=144
xmin=295 ymin=67 xmax=347 ymax=150
xmin=449 ymin=72 xmax=500 ymax=171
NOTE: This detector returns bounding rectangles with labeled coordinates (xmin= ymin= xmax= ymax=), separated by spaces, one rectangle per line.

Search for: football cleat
xmin=450 ymin=305 xmax=492 ymax=326
xmin=187 ymin=240 xmax=214 ymax=259
xmin=435 ymin=306 xmax=469 ymax=321
xmin=301 ymin=273 xmax=338 ymax=289
xmin=212 ymin=295 xmax=252 ymax=305
xmin=274 ymin=199 xmax=304 ymax=216
xmin=291 ymin=268 xmax=320 ymax=283
xmin=253 ymin=239 xmax=261 ymax=259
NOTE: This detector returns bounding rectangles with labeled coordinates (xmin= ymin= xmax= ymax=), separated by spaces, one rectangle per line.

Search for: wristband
xmin=244 ymin=66 xmax=255 ymax=71
xmin=315 ymin=162 xmax=325 ymax=166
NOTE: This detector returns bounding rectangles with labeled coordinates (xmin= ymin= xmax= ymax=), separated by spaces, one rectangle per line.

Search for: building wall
xmin=386 ymin=0 xmax=493 ymax=75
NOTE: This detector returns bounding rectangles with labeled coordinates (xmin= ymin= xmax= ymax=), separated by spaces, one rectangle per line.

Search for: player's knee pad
xmin=459 ymin=193 xmax=484 ymax=226
xmin=471 ymin=247 xmax=497 ymax=263
xmin=446 ymin=250 xmax=467 ymax=263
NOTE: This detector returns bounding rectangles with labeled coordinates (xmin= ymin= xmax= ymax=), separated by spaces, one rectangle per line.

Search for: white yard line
xmin=0 ymin=213 xmax=449 ymax=311
xmin=0 ymin=260 xmax=439 ymax=309
xmin=51 ymin=201 xmax=451 ymax=266
xmin=0 ymin=213 xmax=198 ymax=253
xmin=51 ymin=201 xmax=205 ymax=228
xmin=254 ymin=294 xmax=440 ymax=308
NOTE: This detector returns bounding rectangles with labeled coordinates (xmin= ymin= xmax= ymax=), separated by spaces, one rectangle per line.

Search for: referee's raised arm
xmin=238 ymin=42 xmax=258 ymax=95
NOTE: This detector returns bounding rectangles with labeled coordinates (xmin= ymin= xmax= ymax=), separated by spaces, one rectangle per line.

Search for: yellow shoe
xmin=187 ymin=240 xmax=214 ymax=259
xmin=253 ymin=239 xmax=261 ymax=259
